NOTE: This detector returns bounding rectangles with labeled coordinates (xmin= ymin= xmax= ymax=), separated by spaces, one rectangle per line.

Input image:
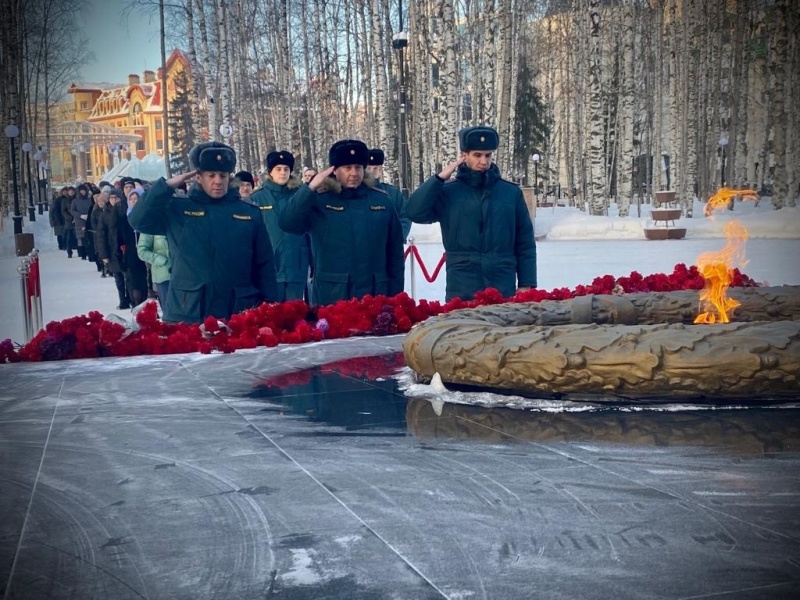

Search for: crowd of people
xmin=51 ymin=126 xmax=537 ymax=324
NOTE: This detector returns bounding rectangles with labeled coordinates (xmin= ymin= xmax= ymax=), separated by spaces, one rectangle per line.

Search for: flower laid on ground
xmin=0 ymin=264 xmax=758 ymax=363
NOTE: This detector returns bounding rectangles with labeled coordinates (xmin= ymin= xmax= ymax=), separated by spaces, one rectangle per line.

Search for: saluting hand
xmin=308 ymin=166 xmax=334 ymax=191
xmin=437 ymin=155 xmax=464 ymax=181
xmin=166 ymin=170 xmax=197 ymax=189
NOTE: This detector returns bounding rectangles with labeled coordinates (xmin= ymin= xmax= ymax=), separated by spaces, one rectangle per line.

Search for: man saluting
xmin=406 ymin=125 xmax=537 ymax=301
xmin=128 ymin=141 xmax=278 ymax=323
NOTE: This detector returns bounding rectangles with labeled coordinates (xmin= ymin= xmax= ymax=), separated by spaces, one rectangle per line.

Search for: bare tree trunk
xmin=195 ymin=0 xmax=214 ymax=140
xmin=616 ymin=0 xmax=635 ymax=216
xmin=587 ymin=0 xmax=605 ymax=215
xmin=768 ymin=0 xmax=789 ymax=209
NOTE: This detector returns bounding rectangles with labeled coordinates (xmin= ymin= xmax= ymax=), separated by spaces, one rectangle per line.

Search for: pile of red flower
xmin=0 ymin=263 xmax=757 ymax=364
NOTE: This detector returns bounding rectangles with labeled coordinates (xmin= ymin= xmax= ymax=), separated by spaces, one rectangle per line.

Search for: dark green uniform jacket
xmin=278 ymin=179 xmax=405 ymax=306
xmin=376 ymin=180 xmax=411 ymax=242
xmin=407 ymin=163 xmax=536 ymax=300
xmin=249 ymin=178 xmax=310 ymax=301
xmin=128 ymin=178 xmax=278 ymax=323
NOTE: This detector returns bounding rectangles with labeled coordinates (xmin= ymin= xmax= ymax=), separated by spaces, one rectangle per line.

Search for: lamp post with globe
xmin=33 ymin=148 xmax=46 ymax=214
xmin=22 ymin=142 xmax=36 ymax=221
xmin=718 ymin=134 xmax=728 ymax=187
xmin=4 ymin=124 xmax=23 ymax=235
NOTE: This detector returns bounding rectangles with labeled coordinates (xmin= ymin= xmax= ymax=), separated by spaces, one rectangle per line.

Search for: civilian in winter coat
xmin=250 ymin=151 xmax=310 ymax=302
xmin=94 ymin=189 xmax=130 ymax=309
xmin=90 ymin=191 xmax=109 ymax=276
xmin=60 ymin=186 xmax=77 ymax=258
xmin=114 ymin=191 xmax=149 ymax=308
xmin=136 ymin=233 xmax=171 ymax=308
xmin=128 ymin=141 xmax=279 ymax=323
xmin=49 ymin=188 xmax=67 ymax=250
xmin=407 ymin=125 xmax=537 ymax=301
xmin=70 ymin=184 xmax=94 ymax=260
xmin=279 ymin=139 xmax=405 ymax=306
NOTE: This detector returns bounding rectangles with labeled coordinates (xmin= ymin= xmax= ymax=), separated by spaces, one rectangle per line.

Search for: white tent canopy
xmin=101 ymin=153 xmax=167 ymax=183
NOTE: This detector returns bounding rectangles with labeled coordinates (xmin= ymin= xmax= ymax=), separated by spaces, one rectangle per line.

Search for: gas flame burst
xmin=694 ymin=187 xmax=758 ymax=324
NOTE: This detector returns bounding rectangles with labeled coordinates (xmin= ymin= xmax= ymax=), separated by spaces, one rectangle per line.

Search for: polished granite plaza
xmin=1 ymin=335 xmax=799 ymax=599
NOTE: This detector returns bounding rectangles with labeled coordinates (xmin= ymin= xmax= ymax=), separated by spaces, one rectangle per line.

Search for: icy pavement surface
xmin=2 ymin=335 xmax=799 ymax=599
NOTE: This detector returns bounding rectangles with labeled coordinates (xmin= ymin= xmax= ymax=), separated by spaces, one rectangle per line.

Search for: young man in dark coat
xmin=406 ymin=125 xmax=537 ymax=301
xmin=249 ymin=151 xmax=310 ymax=302
xmin=366 ymin=148 xmax=411 ymax=242
xmin=279 ymin=139 xmax=405 ymax=306
xmin=128 ymin=141 xmax=278 ymax=323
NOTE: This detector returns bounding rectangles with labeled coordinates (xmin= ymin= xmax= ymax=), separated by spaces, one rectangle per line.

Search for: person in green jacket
xmin=279 ymin=139 xmax=405 ymax=306
xmin=366 ymin=148 xmax=411 ymax=242
xmin=136 ymin=233 xmax=171 ymax=310
xmin=128 ymin=141 xmax=278 ymax=323
xmin=249 ymin=151 xmax=310 ymax=302
xmin=406 ymin=125 xmax=537 ymax=301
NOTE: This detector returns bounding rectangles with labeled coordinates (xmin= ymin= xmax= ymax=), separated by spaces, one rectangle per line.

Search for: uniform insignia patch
xmin=369 ymin=205 xmax=386 ymax=211
xmin=232 ymin=214 xmax=252 ymax=220
xmin=325 ymin=204 xmax=345 ymax=211
xmin=184 ymin=210 xmax=205 ymax=217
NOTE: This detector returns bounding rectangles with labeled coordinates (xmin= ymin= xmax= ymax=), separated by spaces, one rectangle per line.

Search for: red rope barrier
xmin=404 ymin=244 xmax=447 ymax=283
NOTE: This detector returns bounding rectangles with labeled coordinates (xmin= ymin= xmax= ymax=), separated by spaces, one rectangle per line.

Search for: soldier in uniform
xmin=279 ymin=139 xmax=405 ymax=306
xmin=366 ymin=148 xmax=411 ymax=242
xmin=406 ymin=125 xmax=537 ymax=301
xmin=128 ymin=141 xmax=278 ymax=323
xmin=233 ymin=170 xmax=255 ymax=200
xmin=249 ymin=151 xmax=310 ymax=302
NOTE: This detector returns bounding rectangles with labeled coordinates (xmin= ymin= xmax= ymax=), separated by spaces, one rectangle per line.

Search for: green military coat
xmin=278 ymin=178 xmax=405 ymax=306
xmin=249 ymin=177 xmax=310 ymax=301
xmin=406 ymin=163 xmax=536 ymax=300
xmin=128 ymin=178 xmax=278 ymax=323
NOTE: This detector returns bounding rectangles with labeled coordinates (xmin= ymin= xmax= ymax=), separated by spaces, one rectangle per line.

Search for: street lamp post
xmin=33 ymin=149 xmax=45 ymax=214
xmin=718 ymin=134 xmax=728 ymax=187
xmin=22 ymin=142 xmax=36 ymax=222
xmin=532 ymin=153 xmax=540 ymax=203
xmin=5 ymin=125 xmax=23 ymax=235
xmin=392 ymin=1 xmax=410 ymax=198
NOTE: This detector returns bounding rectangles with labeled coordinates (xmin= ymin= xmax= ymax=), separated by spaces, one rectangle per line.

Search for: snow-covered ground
xmin=2 ymin=197 xmax=799 ymax=345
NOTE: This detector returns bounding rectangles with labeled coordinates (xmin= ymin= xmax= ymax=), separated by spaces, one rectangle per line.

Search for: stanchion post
xmin=407 ymin=236 xmax=416 ymax=300
xmin=18 ymin=258 xmax=33 ymax=342
xmin=30 ymin=249 xmax=43 ymax=335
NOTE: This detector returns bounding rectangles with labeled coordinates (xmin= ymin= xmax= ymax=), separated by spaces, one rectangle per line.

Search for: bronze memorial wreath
xmin=402 ymin=286 xmax=800 ymax=401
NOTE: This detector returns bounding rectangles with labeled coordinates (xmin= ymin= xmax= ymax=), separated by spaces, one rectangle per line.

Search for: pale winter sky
xmin=78 ymin=0 xmax=164 ymax=84
xmin=1 ymin=199 xmax=799 ymax=345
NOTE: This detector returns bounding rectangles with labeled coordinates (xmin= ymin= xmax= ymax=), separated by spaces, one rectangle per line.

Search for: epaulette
xmin=371 ymin=186 xmax=389 ymax=196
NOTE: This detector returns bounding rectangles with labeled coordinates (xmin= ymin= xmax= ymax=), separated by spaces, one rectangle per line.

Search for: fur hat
xmin=189 ymin=141 xmax=237 ymax=173
xmin=266 ymin=151 xmax=295 ymax=173
xmin=234 ymin=170 xmax=255 ymax=186
xmin=329 ymin=139 xmax=369 ymax=168
xmin=459 ymin=126 xmax=499 ymax=152
xmin=368 ymin=148 xmax=385 ymax=166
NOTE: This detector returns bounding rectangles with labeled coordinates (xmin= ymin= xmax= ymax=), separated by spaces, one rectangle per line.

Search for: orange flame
xmin=694 ymin=188 xmax=756 ymax=324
